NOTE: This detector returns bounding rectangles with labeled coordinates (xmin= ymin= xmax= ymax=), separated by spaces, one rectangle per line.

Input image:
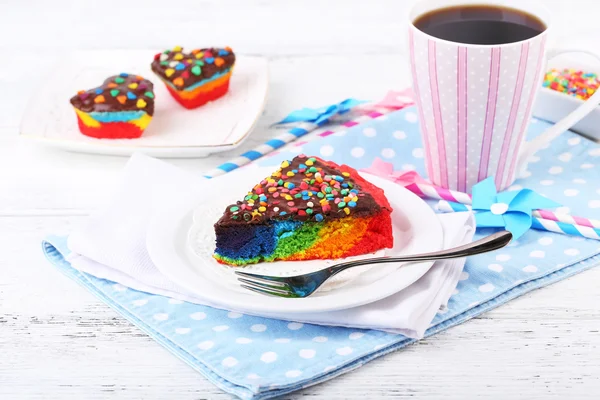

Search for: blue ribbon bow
xmin=276 ymin=98 xmax=367 ymax=126
xmin=472 ymin=177 xmax=561 ymax=239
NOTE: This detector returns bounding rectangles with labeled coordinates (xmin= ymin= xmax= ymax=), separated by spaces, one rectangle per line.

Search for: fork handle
xmin=329 ymin=230 xmax=513 ymax=275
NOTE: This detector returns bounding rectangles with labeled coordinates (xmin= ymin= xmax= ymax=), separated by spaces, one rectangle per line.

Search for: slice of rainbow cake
xmin=214 ymin=155 xmax=394 ymax=266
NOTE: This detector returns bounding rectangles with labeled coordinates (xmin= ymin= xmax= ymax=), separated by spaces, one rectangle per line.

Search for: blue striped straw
xmin=203 ymin=122 xmax=318 ymax=179
xmin=437 ymin=200 xmax=600 ymax=240
xmin=203 ymin=99 xmax=367 ymax=179
xmin=437 ymin=200 xmax=471 ymax=212
xmin=531 ymin=217 xmax=600 ymax=240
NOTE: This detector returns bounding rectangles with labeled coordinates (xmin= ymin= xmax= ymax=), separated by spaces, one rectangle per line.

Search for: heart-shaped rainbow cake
xmin=70 ymin=73 xmax=155 ymax=139
xmin=214 ymin=155 xmax=394 ymax=266
xmin=151 ymin=46 xmax=235 ymax=109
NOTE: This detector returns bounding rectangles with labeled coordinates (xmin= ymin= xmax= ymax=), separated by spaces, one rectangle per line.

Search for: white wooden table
xmin=2 ymin=1 xmax=600 ymax=398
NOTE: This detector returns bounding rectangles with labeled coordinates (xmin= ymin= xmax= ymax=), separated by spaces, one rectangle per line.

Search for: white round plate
xmin=19 ymin=50 xmax=268 ymax=158
xmin=146 ymin=167 xmax=443 ymax=314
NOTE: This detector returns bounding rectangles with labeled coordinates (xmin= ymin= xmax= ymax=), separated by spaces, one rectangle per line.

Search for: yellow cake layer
xmin=168 ymin=70 xmax=233 ymax=99
xmin=288 ymin=217 xmax=371 ymax=260
xmin=74 ymin=108 xmax=152 ymax=130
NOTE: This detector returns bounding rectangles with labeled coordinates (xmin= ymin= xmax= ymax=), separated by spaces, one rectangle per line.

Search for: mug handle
xmin=517 ymin=47 xmax=600 ymax=177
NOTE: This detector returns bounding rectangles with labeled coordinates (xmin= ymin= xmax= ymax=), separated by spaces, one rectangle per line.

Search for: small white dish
xmin=20 ymin=50 xmax=269 ymax=157
xmin=534 ymin=54 xmax=600 ymax=141
xmin=146 ymin=167 xmax=444 ymax=314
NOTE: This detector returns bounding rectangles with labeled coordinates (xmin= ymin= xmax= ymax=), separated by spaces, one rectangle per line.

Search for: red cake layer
xmin=76 ymin=116 xmax=144 ymax=139
xmin=340 ymin=211 xmax=393 ymax=258
xmin=332 ymin=159 xmax=393 ymax=212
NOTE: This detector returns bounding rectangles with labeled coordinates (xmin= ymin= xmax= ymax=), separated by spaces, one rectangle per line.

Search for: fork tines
xmin=235 ymin=271 xmax=295 ymax=298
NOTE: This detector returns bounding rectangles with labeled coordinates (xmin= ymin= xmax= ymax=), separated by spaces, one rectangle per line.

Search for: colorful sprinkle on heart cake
xmin=151 ymin=46 xmax=235 ymax=109
xmin=214 ymin=155 xmax=394 ymax=266
xmin=70 ymin=73 xmax=155 ymax=139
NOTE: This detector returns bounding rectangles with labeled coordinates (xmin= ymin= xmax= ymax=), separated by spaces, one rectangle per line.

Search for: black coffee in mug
xmin=413 ymin=5 xmax=546 ymax=45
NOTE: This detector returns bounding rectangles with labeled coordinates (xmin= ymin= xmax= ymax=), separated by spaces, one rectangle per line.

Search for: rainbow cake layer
xmin=74 ymin=109 xmax=152 ymax=139
xmin=151 ymin=46 xmax=235 ymax=109
xmin=70 ymin=74 xmax=155 ymax=139
xmin=214 ymin=155 xmax=394 ymax=266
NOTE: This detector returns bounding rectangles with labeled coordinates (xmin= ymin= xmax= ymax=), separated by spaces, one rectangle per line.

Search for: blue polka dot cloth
xmin=43 ymin=106 xmax=600 ymax=400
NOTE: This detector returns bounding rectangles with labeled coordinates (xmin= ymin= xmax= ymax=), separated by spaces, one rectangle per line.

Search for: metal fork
xmin=235 ymin=230 xmax=512 ymax=298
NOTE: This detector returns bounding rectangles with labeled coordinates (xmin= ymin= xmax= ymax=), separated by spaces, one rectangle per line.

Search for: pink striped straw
xmin=533 ymin=209 xmax=600 ymax=230
xmin=404 ymin=181 xmax=600 ymax=230
xmin=406 ymin=181 xmax=472 ymax=204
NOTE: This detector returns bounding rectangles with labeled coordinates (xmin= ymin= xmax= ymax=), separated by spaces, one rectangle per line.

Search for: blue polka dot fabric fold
xmin=43 ymin=107 xmax=600 ymax=399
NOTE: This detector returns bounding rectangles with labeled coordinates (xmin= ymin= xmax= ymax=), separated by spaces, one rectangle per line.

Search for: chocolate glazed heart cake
xmin=70 ymin=73 xmax=155 ymax=139
xmin=151 ymin=46 xmax=235 ymax=109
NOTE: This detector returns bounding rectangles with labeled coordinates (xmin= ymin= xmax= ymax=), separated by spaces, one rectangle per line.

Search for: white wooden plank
xmin=2 ymin=314 xmax=599 ymax=399
xmin=1 ymin=0 xmax=599 ymax=54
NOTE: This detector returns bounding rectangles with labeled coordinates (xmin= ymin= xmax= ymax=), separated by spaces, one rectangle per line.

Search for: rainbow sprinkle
xmin=543 ymin=68 xmax=600 ymax=100
xmin=225 ymin=157 xmax=362 ymax=223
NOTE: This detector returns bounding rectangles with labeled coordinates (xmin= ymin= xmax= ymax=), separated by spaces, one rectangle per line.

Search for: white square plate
xmin=20 ymin=50 xmax=269 ymax=157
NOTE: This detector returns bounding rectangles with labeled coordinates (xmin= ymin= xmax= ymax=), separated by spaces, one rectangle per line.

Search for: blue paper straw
xmin=531 ymin=218 xmax=600 ymax=240
xmin=203 ymin=123 xmax=317 ymax=179
xmin=202 ymin=98 xmax=369 ymax=179
xmin=438 ymin=200 xmax=470 ymax=212
xmin=437 ymin=200 xmax=600 ymax=240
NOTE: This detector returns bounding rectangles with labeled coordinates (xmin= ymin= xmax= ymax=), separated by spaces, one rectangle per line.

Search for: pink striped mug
xmin=408 ymin=0 xmax=600 ymax=193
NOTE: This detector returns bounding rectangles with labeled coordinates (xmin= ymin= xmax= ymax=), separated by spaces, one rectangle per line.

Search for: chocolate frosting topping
xmin=70 ymin=74 xmax=155 ymax=116
xmin=216 ymin=155 xmax=383 ymax=227
xmin=151 ymin=46 xmax=235 ymax=90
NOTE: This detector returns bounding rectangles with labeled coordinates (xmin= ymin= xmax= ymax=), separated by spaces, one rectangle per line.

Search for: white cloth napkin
xmin=67 ymin=154 xmax=475 ymax=339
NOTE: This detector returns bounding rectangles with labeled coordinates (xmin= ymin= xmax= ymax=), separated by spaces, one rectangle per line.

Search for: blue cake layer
xmin=88 ymin=111 xmax=147 ymax=123
xmin=214 ymin=220 xmax=301 ymax=260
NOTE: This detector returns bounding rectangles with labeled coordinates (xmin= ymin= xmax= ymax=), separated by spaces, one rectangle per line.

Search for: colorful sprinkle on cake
xmin=213 ymin=155 xmax=394 ymax=266
xmin=151 ymin=46 xmax=235 ymax=109
xmin=70 ymin=74 xmax=155 ymax=139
